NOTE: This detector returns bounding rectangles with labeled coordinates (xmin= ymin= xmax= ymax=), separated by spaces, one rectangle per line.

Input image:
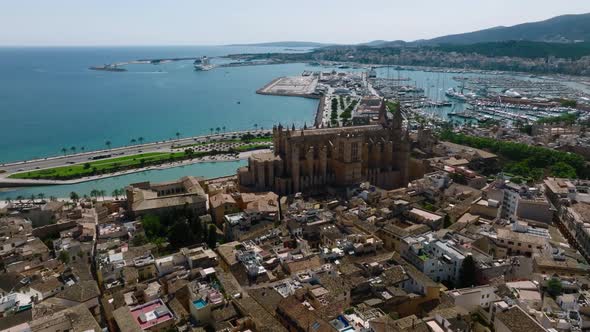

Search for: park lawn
xmin=9 ymin=142 xmax=272 ymax=180
xmin=232 ymin=144 xmax=272 ymax=152
xmin=9 ymin=152 xmax=183 ymax=179
xmin=175 ymin=137 xmax=272 ymax=149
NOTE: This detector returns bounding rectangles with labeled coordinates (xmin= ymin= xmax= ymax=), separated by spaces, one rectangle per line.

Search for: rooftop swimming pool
xmin=193 ymin=298 xmax=207 ymax=309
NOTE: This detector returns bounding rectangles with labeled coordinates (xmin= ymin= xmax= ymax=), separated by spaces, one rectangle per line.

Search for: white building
xmin=448 ymin=285 xmax=498 ymax=312
xmin=402 ymin=233 xmax=465 ymax=284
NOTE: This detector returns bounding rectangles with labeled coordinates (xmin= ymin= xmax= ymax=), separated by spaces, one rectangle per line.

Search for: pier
xmin=89 ymin=56 xmax=206 ymax=71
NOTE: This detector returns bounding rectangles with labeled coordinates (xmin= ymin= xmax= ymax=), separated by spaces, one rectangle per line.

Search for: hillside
xmin=421 ymin=13 xmax=590 ymax=45
xmin=434 ymin=40 xmax=590 ymax=59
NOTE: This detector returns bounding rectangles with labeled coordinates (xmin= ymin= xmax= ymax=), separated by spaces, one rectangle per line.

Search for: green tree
xmin=70 ymin=146 xmax=76 ymax=154
xmin=387 ymin=101 xmax=400 ymax=113
xmin=175 ymin=132 xmax=181 ymax=140
xmin=69 ymin=191 xmax=79 ymax=202
xmin=441 ymin=131 xmax=587 ymax=178
xmin=105 ymin=140 xmax=112 ymax=150
xmin=153 ymin=237 xmax=166 ymax=255
xmin=191 ymin=218 xmax=203 ymax=243
xmin=112 ymin=189 xmax=122 ymax=200
xmin=142 ymin=215 xmax=162 ymax=239
xmin=89 ymin=189 xmax=99 ymax=200
xmin=130 ymin=138 xmax=137 ymax=145
xmin=550 ymin=162 xmax=577 ymax=178
xmin=61 ymin=147 xmax=67 ymax=156
xmin=331 ymin=98 xmax=338 ymax=112
xmin=459 ymin=255 xmax=477 ymax=288
xmin=138 ymin=137 xmax=145 ymax=144
xmin=547 ymin=278 xmax=562 ymax=298
xmin=207 ymin=224 xmax=217 ymax=249
xmin=443 ymin=214 xmax=452 ymax=228
xmin=132 ymin=234 xmax=148 ymax=246
xmin=169 ymin=220 xmax=194 ymax=249
xmin=58 ymin=250 xmax=70 ymax=264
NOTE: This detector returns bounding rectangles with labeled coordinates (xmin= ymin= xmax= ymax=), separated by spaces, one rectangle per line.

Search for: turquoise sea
xmin=0 ymin=161 xmax=246 ymax=200
xmin=0 ymin=46 xmax=319 ymax=163
xmin=0 ymin=46 xmax=472 ymax=199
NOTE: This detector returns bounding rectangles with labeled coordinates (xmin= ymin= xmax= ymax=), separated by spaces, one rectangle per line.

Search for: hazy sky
xmin=1 ymin=0 xmax=589 ymax=46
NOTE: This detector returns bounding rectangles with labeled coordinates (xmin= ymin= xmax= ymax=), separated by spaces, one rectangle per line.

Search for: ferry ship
xmin=445 ymin=88 xmax=476 ymax=102
xmin=194 ymin=56 xmax=215 ymax=71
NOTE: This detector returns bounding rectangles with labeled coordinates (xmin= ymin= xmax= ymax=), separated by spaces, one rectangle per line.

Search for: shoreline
xmin=0 ymin=150 xmax=266 ymax=189
xmin=0 ymin=130 xmax=267 ymax=167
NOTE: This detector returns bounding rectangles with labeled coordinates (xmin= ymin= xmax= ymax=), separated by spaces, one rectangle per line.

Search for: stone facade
xmin=238 ymin=107 xmax=410 ymax=195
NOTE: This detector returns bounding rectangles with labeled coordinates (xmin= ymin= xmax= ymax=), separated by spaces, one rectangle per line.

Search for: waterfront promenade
xmin=0 ymin=130 xmax=270 ymax=187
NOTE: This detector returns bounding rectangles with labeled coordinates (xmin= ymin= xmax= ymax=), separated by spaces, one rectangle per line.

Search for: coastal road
xmin=0 ymin=130 xmax=270 ymax=177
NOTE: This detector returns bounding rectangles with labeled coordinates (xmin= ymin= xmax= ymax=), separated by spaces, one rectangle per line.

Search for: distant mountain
xmin=228 ymin=41 xmax=332 ymax=48
xmin=419 ymin=13 xmax=590 ymax=45
xmin=358 ymin=40 xmax=390 ymax=47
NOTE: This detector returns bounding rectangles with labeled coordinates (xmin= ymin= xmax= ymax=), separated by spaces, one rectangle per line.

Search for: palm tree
xmin=138 ymin=137 xmax=144 ymax=145
xmin=49 ymin=196 xmax=57 ymax=202
xmin=99 ymin=190 xmax=106 ymax=201
xmin=130 ymin=138 xmax=137 ymax=145
xmin=69 ymin=191 xmax=79 ymax=202
xmin=215 ymin=127 xmax=221 ymax=135
xmin=209 ymin=128 xmax=214 ymax=136
xmin=254 ymin=123 xmax=258 ymax=131
xmin=70 ymin=146 xmax=76 ymax=154
xmin=175 ymin=132 xmax=181 ymax=140
xmin=222 ymin=126 xmax=226 ymax=133
xmin=105 ymin=141 xmax=112 ymax=150
xmin=80 ymin=146 xmax=85 ymax=152
xmin=89 ymin=189 xmax=99 ymax=200
xmin=29 ymin=194 xmax=36 ymax=204
xmin=112 ymin=189 xmax=121 ymax=200
xmin=61 ymin=147 xmax=67 ymax=156
xmin=37 ymin=193 xmax=45 ymax=202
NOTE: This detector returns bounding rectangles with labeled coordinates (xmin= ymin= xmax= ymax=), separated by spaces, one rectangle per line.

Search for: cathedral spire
xmin=392 ymin=107 xmax=403 ymax=131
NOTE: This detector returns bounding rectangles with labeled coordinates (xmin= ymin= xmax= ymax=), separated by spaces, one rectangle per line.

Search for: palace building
xmin=238 ymin=103 xmax=410 ymax=195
